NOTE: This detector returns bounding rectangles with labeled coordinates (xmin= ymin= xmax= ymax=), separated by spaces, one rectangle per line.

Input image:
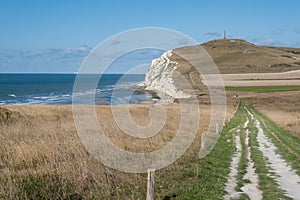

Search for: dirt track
xmin=222 ymin=70 xmax=300 ymax=86
xmin=202 ymin=70 xmax=300 ymax=86
xmin=224 ymin=104 xmax=300 ymax=199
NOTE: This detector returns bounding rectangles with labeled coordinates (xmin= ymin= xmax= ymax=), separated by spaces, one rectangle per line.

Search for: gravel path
xmin=224 ymin=117 xmax=263 ymax=199
xmin=241 ymin=129 xmax=262 ymax=199
xmin=255 ymin=119 xmax=300 ymax=199
xmin=224 ymin=132 xmax=242 ymax=200
xmin=225 ymin=106 xmax=300 ymax=199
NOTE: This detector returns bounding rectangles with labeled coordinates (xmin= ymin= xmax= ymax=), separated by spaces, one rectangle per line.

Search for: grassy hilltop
xmin=201 ymin=39 xmax=300 ymax=73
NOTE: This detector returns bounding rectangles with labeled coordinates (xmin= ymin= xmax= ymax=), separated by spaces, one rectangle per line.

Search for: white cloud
xmin=177 ymin=37 xmax=190 ymax=45
xmin=0 ymin=46 xmax=165 ymax=73
xmin=46 ymin=45 xmax=92 ymax=60
xmin=0 ymin=45 xmax=92 ymax=73
xmin=106 ymin=49 xmax=163 ymax=74
xmin=204 ymin=31 xmax=222 ymax=37
xmin=77 ymin=46 xmax=89 ymax=51
xmin=254 ymin=39 xmax=278 ymax=46
xmin=251 ymin=38 xmax=300 ymax=47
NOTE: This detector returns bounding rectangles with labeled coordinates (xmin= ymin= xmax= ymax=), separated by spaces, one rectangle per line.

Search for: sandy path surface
xmin=245 ymin=108 xmax=300 ymax=199
xmin=222 ymin=70 xmax=300 ymax=81
xmin=241 ymin=128 xmax=262 ymax=200
xmin=225 ymin=105 xmax=300 ymax=199
xmin=224 ymin=117 xmax=262 ymax=199
xmin=255 ymin=119 xmax=300 ymax=199
xmin=224 ymin=131 xmax=242 ymax=200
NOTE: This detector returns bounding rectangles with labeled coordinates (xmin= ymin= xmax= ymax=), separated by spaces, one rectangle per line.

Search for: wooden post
xmin=146 ymin=169 xmax=155 ymax=200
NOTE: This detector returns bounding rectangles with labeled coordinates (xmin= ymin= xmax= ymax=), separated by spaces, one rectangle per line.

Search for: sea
xmin=0 ymin=74 xmax=150 ymax=105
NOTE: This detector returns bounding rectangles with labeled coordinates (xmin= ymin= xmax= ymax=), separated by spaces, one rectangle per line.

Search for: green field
xmin=226 ymin=85 xmax=300 ymax=93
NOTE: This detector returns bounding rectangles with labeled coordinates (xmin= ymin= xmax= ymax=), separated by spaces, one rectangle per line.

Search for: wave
xmin=1 ymin=80 xmax=149 ymax=105
xmin=8 ymin=94 xmax=17 ymax=97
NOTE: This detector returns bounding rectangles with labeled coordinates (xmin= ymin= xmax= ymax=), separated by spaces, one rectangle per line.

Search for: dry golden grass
xmin=228 ymin=91 xmax=300 ymax=138
xmin=0 ymin=105 xmax=150 ymax=199
xmin=0 ymin=101 xmax=237 ymax=199
xmin=251 ymin=91 xmax=300 ymax=138
xmin=201 ymin=39 xmax=300 ymax=74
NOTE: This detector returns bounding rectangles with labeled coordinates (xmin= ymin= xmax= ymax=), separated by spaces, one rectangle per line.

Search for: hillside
xmin=201 ymin=39 xmax=300 ymax=73
xmin=144 ymin=39 xmax=300 ymax=100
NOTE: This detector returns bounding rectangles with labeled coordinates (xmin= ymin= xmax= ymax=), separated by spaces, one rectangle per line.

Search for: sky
xmin=0 ymin=0 xmax=300 ymax=73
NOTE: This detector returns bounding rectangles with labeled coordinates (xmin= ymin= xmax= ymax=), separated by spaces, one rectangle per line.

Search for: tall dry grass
xmin=246 ymin=91 xmax=300 ymax=138
xmin=0 ymin=102 xmax=236 ymax=199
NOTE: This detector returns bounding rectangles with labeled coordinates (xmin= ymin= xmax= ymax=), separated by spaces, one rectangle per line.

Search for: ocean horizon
xmin=0 ymin=73 xmax=150 ymax=105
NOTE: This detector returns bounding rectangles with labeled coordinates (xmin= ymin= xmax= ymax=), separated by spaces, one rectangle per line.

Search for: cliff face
xmin=144 ymin=45 xmax=208 ymax=100
xmin=144 ymin=50 xmax=192 ymax=99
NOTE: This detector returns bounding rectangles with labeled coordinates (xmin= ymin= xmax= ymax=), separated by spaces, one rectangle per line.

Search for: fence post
xmin=147 ymin=169 xmax=155 ymax=200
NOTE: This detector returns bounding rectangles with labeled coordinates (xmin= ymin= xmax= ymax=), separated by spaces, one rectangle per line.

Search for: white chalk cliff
xmin=144 ymin=50 xmax=192 ymax=99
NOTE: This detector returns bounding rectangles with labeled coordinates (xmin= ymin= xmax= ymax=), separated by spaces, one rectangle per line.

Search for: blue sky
xmin=0 ymin=0 xmax=300 ymax=73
